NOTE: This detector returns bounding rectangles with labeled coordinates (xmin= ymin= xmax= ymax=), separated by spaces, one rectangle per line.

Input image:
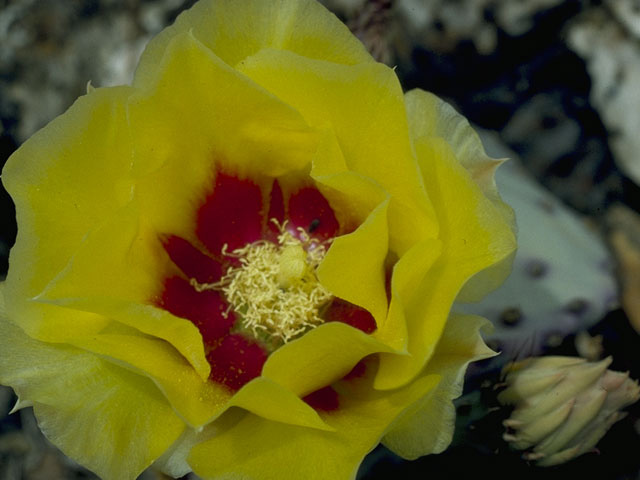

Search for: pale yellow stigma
xmin=193 ymin=221 xmax=333 ymax=344
xmin=277 ymin=243 xmax=307 ymax=289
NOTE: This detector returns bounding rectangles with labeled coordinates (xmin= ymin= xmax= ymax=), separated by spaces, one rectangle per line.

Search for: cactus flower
xmin=0 ymin=0 xmax=516 ymax=479
xmin=499 ymin=356 xmax=640 ymax=466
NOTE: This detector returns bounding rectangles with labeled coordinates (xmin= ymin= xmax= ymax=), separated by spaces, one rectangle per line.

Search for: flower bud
xmin=498 ymin=356 xmax=640 ymax=466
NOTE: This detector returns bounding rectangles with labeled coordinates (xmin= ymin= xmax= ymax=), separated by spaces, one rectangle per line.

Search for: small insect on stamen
xmin=308 ymin=218 xmax=321 ymax=233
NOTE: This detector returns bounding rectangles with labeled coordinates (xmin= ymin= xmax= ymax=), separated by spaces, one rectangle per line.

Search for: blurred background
xmin=1 ymin=0 xmax=640 ymax=478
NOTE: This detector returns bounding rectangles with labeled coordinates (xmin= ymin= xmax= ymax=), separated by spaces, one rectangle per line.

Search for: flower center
xmin=192 ymin=221 xmax=333 ymax=345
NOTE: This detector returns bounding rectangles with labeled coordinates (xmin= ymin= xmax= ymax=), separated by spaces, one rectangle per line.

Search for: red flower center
xmin=154 ymin=172 xmax=377 ymax=410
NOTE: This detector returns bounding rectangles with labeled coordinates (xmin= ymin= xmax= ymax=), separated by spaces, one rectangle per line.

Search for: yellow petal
xmin=317 ymin=199 xmax=390 ymax=324
xmin=0 ymin=282 xmax=5 ymax=315
xmin=236 ymin=48 xmax=438 ymax=254
xmin=37 ymin=202 xmax=157 ymax=304
xmin=68 ymin=327 xmax=229 ymax=428
xmin=263 ymin=322 xmax=392 ymax=397
xmin=374 ymin=237 xmax=442 ymax=352
xmin=189 ymin=363 xmax=439 ymax=480
xmin=0 ymin=320 xmax=184 ymax=480
xmin=134 ymin=0 xmax=372 ymax=89
xmin=314 ymin=170 xmax=388 ymax=228
xmin=309 ymin=128 xmax=389 ymax=229
xmin=128 ymin=31 xmax=320 ymax=239
xmin=71 ymin=327 xmax=330 ymax=433
xmin=33 ymin=202 xmax=210 ymax=379
xmin=1 ymin=86 xmax=134 ymax=342
xmin=376 ymin=137 xmax=515 ymax=389
xmin=189 ymin=415 xmax=357 ymax=480
xmin=382 ymin=314 xmax=496 ymax=458
xmin=404 ymin=89 xmax=516 ymax=301
xmin=229 ymin=377 xmax=332 ymax=431
xmin=404 ymin=90 xmax=505 ymax=199
xmin=153 ymin=408 xmax=246 ymax=478
xmin=153 ymin=428 xmax=201 ymax=478
xmin=309 ymin=128 xmax=348 ymax=177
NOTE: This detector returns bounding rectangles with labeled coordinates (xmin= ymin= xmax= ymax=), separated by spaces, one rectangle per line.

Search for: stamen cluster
xmin=193 ymin=220 xmax=333 ymax=344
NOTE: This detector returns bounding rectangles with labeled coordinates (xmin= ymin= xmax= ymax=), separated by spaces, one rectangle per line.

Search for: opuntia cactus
xmin=459 ymin=132 xmax=617 ymax=362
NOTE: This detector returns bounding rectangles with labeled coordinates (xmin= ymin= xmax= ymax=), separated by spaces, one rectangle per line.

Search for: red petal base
xmin=159 ymin=276 xmax=234 ymax=345
xmin=196 ymin=173 xmax=263 ymax=254
xmin=324 ymin=298 xmax=377 ymax=334
xmin=303 ymin=386 xmax=340 ymax=412
xmin=162 ymin=235 xmax=222 ymax=284
xmin=206 ymin=334 xmax=268 ymax=392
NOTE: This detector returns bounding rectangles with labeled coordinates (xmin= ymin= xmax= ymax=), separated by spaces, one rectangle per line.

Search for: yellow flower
xmin=0 ymin=1 xmax=516 ymax=479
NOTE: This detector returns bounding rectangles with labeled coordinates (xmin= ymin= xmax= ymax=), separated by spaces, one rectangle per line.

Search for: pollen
xmin=193 ymin=220 xmax=333 ymax=344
